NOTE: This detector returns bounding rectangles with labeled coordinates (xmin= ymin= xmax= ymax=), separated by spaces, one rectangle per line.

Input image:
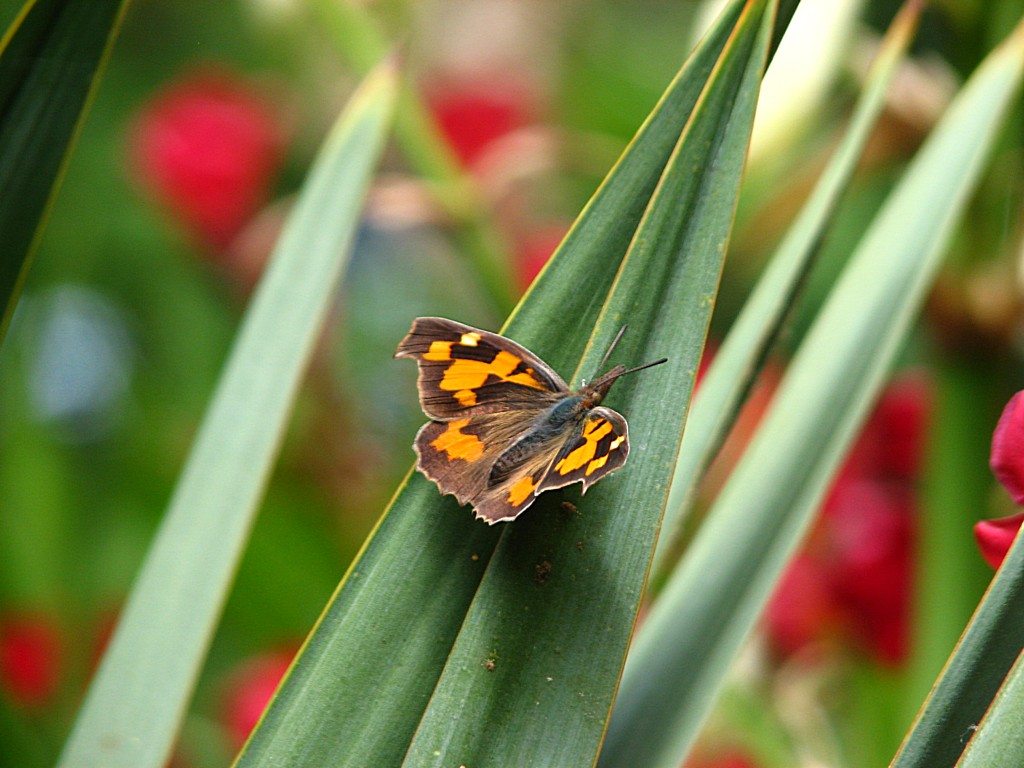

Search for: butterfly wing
xmin=414 ymin=408 xmax=569 ymax=523
xmin=537 ymin=406 xmax=630 ymax=494
xmin=395 ymin=317 xmax=567 ymax=421
xmin=398 ymin=318 xmax=633 ymax=524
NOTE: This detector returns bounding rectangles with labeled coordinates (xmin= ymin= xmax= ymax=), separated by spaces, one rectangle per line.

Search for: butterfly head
xmin=579 ymin=324 xmax=667 ymax=404
xmin=582 ymin=357 xmax=668 ymax=406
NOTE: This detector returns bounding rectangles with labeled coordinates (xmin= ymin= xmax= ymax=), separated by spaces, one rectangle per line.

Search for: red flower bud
xmin=824 ymin=480 xmax=914 ymax=665
xmin=973 ymin=512 xmax=1024 ymax=569
xmin=872 ymin=373 xmax=931 ymax=480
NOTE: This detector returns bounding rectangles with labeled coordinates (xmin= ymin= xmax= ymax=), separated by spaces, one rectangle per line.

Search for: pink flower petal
xmin=991 ymin=391 xmax=1024 ymax=504
xmin=974 ymin=512 xmax=1024 ymax=569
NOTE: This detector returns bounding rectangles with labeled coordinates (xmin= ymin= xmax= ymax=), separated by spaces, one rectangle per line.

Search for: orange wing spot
xmin=423 ymin=340 xmax=454 ymax=361
xmin=507 ymin=474 xmax=538 ymax=505
xmin=439 ymin=350 xmax=548 ymax=393
xmin=555 ymin=419 xmax=613 ymax=474
xmin=430 ymin=418 xmax=485 ymax=462
xmin=585 ymin=433 xmax=625 ymax=475
xmin=455 ymin=388 xmax=478 ymax=406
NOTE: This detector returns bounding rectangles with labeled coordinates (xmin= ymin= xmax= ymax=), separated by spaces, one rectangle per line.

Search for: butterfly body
xmin=491 ymin=396 xmax=584 ymax=474
xmin=396 ymin=317 xmax=664 ymax=524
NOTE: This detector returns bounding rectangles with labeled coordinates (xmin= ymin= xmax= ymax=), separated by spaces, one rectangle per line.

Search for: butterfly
xmin=395 ymin=317 xmax=667 ymax=523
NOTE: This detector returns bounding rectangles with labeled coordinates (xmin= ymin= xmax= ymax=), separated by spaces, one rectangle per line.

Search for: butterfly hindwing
xmin=395 ymin=317 xmax=567 ymax=420
xmin=414 ymin=408 xmax=570 ymax=523
xmin=471 ymin=449 xmax=562 ymax=523
xmin=538 ymin=407 xmax=629 ymax=494
xmin=413 ymin=417 xmax=497 ymax=507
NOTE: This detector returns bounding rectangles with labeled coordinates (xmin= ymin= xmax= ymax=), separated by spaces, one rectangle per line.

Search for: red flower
xmin=764 ymin=554 xmax=843 ymax=658
xmin=687 ymin=748 xmax=761 ymax=768
xmin=824 ymin=481 xmax=914 ymax=664
xmin=990 ymin=392 xmax=1024 ymax=504
xmin=128 ymin=68 xmax=286 ymax=251
xmin=837 ymin=373 xmax=931 ymax=482
xmin=764 ymin=373 xmax=927 ymax=666
xmin=974 ymin=391 xmax=1024 ymax=569
xmin=220 ymin=649 xmax=294 ymax=748
xmin=0 ymin=613 xmax=62 ymax=708
xmin=974 ymin=512 xmax=1024 ymax=570
xmin=868 ymin=374 xmax=931 ymax=480
xmin=515 ymin=225 xmax=567 ymax=290
xmin=427 ymin=79 xmax=532 ymax=167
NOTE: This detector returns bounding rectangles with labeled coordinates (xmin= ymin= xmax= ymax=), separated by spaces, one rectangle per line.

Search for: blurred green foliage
xmin=1 ymin=1 xmax=1023 ymax=766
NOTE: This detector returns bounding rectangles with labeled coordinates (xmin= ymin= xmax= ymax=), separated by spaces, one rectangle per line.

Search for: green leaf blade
xmin=651 ymin=0 xmax=922 ymax=575
xmin=400 ymin=2 xmax=774 ymax=766
xmin=234 ymin=2 xmax=771 ymax=766
xmin=894 ymin=497 xmax=1024 ymax=765
xmin=955 ymin=644 xmax=1024 ymax=767
xmin=56 ymin=63 xmax=397 ymax=768
xmin=0 ymin=0 xmax=129 ymax=344
xmin=603 ymin=15 xmax=1024 ymax=768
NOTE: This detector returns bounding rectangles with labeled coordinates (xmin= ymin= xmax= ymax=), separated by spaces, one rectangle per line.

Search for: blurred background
xmin=0 ymin=1 xmax=1022 ymax=766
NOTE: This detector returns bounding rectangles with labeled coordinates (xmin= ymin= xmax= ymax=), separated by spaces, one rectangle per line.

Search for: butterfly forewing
xmin=395 ymin=317 xmax=566 ymax=420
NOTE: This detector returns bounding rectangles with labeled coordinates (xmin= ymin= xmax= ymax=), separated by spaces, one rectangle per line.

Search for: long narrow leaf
xmin=307 ymin=0 xmax=801 ymax=324
xmin=955 ymin=644 xmax=1024 ymax=767
xmin=234 ymin=2 xmax=776 ymax=765
xmin=602 ymin=16 xmax=1024 ymax=768
xmin=894 ymin=505 xmax=1024 ymax=767
xmin=0 ymin=0 xmax=129 ymax=345
xmin=306 ymin=0 xmax=516 ymax=313
xmin=401 ymin=4 xmax=772 ymax=766
xmin=651 ymin=0 xmax=922 ymax=576
xmin=56 ymin=63 xmax=397 ymax=768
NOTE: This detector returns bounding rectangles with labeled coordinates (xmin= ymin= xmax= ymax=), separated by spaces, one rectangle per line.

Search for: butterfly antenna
xmin=621 ymin=357 xmax=668 ymax=377
xmin=599 ymin=325 xmax=669 ymax=377
xmin=598 ymin=325 xmax=628 ymax=372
